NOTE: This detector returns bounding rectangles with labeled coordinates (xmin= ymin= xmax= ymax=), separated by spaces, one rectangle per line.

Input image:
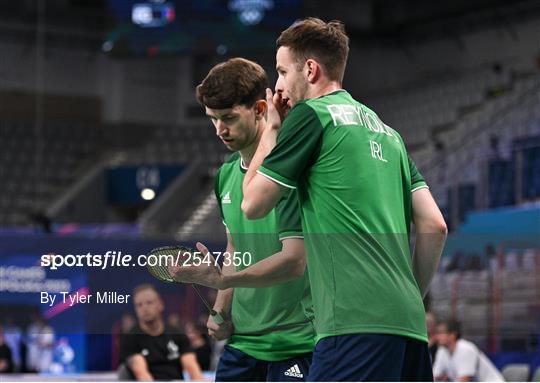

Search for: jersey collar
xmin=239 ymin=157 xmax=248 ymax=174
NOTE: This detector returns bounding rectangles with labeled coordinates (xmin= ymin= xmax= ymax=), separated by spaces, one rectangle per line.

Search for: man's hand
xmin=207 ymin=313 xmax=234 ymax=341
xmin=167 ymin=242 xmax=225 ymax=289
xmin=272 ymin=88 xmax=289 ymax=123
xmin=257 ymin=88 xmax=284 ymax=160
xmin=265 ymin=88 xmax=286 ymax=131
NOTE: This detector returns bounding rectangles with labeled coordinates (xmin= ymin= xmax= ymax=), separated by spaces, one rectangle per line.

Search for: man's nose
xmin=275 ymin=81 xmax=283 ymax=94
xmin=216 ymin=120 xmax=227 ymax=136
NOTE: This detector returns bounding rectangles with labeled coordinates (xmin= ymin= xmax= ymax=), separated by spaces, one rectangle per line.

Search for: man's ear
xmin=254 ymin=99 xmax=267 ymax=120
xmin=157 ymin=297 xmax=165 ymax=313
xmin=305 ymin=59 xmax=320 ymax=83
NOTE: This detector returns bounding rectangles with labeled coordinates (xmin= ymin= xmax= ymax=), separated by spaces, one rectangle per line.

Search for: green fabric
xmin=215 ymin=152 xmax=315 ymax=361
xmin=260 ymin=90 xmax=429 ymax=343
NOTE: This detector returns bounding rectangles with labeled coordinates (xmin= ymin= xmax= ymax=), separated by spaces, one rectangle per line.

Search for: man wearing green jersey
xmin=242 ymin=18 xmax=448 ymax=381
xmin=172 ymin=58 xmax=314 ymax=381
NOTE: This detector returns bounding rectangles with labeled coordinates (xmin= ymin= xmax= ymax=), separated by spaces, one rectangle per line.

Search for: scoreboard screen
xmin=104 ymin=0 xmax=301 ymax=56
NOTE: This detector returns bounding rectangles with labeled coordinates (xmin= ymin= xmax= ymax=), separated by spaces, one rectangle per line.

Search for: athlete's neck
xmin=239 ymin=120 xmax=264 ymax=167
xmin=140 ymin=319 xmax=164 ymax=336
xmin=306 ymin=80 xmax=342 ymax=100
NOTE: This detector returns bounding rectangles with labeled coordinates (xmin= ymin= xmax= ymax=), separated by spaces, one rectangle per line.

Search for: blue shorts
xmin=215 ymin=345 xmax=312 ymax=382
xmin=308 ymin=333 xmax=433 ymax=381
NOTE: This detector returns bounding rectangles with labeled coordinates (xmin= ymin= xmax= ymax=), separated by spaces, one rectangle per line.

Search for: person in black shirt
xmin=0 ymin=327 xmax=13 ymax=373
xmin=120 ymin=284 xmax=203 ymax=381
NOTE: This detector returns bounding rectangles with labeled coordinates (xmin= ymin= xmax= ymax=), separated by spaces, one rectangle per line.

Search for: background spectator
xmin=0 ymin=326 xmax=13 ymax=373
xmin=433 ymin=319 xmax=504 ymax=381
xmin=3 ymin=318 xmax=22 ymax=372
xmin=120 ymin=284 xmax=203 ymax=381
xmin=25 ymin=315 xmax=54 ymax=373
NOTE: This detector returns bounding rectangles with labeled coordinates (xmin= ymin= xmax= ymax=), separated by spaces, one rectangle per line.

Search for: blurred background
xmin=0 ymin=0 xmax=539 ymax=380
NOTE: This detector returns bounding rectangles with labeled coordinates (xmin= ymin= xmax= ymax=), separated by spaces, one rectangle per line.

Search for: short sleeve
xmin=259 ymin=102 xmax=323 ymax=189
xmin=119 ymin=333 xmax=138 ymax=363
xmin=453 ymin=343 xmax=478 ymax=379
xmin=214 ymin=167 xmax=226 ymax=226
xmin=408 ymin=154 xmax=428 ymax=192
xmin=276 ymin=190 xmax=303 ymax=240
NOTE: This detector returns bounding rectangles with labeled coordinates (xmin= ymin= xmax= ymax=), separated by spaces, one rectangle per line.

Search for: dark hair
xmin=133 ymin=283 xmax=160 ymax=298
xmin=277 ymin=17 xmax=349 ymax=82
xmin=196 ymin=57 xmax=268 ymax=109
xmin=443 ymin=319 xmax=462 ymax=339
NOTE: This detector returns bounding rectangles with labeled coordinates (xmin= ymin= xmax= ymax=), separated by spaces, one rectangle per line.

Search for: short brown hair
xmin=277 ymin=18 xmax=349 ymax=82
xmin=196 ymin=58 xmax=268 ymax=109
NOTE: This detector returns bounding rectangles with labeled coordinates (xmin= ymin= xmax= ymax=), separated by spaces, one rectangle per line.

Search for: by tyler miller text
xmin=41 ymin=291 xmax=130 ymax=306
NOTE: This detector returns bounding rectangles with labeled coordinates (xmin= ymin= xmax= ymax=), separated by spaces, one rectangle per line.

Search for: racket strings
xmin=146 ymin=245 xmax=224 ymax=324
xmin=147 ymin=247 xmax=188 ymax=283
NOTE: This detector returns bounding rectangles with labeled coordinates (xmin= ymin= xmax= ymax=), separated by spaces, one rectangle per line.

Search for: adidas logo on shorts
xmin=284 ymin=364 xmax=303 ymax=378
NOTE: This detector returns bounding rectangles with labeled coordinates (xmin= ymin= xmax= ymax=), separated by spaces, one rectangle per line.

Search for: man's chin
xmin=224 ymin=143 xmax=237 ymax=151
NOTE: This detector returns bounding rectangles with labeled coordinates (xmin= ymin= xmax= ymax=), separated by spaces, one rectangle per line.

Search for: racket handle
xmin=210 ymin=310 xmax=224 ymax=325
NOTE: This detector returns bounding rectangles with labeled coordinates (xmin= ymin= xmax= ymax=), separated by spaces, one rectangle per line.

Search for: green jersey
xmin=259 ymin=90 xmax=429 ymax=343
xmin=215 ymin=152 xmax=315 ymax=361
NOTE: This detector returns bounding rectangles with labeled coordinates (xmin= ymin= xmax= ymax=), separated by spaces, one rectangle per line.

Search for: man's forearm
xmin=128 ymin=354 xmax=154 ymax=381
xmin=242 ymin=134 xmax=275 ymax=197
xmin=213 ymin=288 xmax=233 ymax=313
xmin=243 ymin=90 xmax=280 ymax=197
xmin=412 ymin=230 xmax=446 ymax=297
xmin=221 ymin=248 xmax=305 ymax=288
xmin=411 ymin=188 xmax=447 ymax=298
xmin=213 ymin=261 xmax=235 ymax=313
xmin=181 ymin=353 xmax=203 ymax=380
xmin=241 ymin=116 xmax=282 ymax=220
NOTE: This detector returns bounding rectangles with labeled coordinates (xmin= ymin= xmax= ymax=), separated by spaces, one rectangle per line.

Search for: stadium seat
xmin=532 ymin=366 xmax=540 ymax=382
xmin=501 ymin=364 xmax=530 ymax=382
